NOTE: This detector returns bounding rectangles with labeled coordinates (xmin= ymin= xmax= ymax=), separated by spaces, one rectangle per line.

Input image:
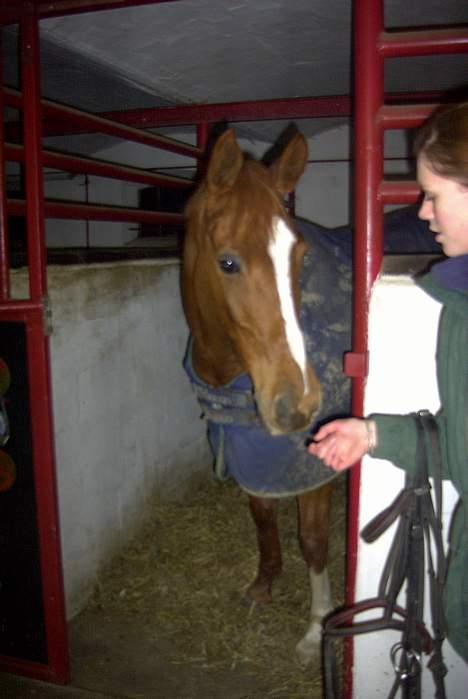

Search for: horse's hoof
xmin=295 ymin=632 xmax=321 ymax=667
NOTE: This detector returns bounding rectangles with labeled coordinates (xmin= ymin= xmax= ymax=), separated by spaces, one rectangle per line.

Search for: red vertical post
xmin=344 ymin=1 xmax=385 ymax=696
xmin=196 ymin=121 xmax=210 ymax=179
xmin=21 ymin=4 xmax=47 ymax=301
xmin=17 ymin=4 xmax=69 ymax=683
xmin=0 ymin=34 xmax=10 ymax=301
xmin=196 ymin=121 xmax=210 ymax=151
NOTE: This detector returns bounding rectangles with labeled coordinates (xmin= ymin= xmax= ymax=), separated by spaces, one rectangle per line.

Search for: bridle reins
xmin=323 ymin=411 xmax=448 ymax=699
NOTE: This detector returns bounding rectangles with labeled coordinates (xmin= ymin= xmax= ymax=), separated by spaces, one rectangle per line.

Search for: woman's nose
xmin=418 ymin=199 xmax=432 ymax=221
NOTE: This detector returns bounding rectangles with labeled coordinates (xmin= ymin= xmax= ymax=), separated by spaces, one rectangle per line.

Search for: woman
xmin=308 ymin=101 xmax=468 ymax=662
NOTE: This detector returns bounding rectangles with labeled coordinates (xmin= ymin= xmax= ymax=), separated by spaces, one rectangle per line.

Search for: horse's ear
xmin=206 ymin=129 xmax=243 ymax=192
xmin=271 ymin=132 xmax=308 ymax=194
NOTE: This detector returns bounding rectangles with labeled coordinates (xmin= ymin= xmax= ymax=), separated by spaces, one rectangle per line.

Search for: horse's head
xmin=182 ymin=129 xmax=321 ymax=436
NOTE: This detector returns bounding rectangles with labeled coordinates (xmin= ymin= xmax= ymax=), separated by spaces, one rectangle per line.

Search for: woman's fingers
xmin=312 ymin=421 xmax=342 ymax=441
xmin=308 ymin=418 xmax=371 ymax=471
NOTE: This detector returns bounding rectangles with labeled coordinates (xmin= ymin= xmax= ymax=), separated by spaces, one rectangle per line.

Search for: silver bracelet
xmin=365 ymin=419 xmax=378 ymax=454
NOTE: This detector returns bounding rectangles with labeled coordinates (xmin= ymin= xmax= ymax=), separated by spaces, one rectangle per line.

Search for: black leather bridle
xmin=323 ymin=411 xmax=448 ymax=699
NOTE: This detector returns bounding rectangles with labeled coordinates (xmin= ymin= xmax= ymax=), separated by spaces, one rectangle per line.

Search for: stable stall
xmin=0 ymin=0 xmax=466 ymax=695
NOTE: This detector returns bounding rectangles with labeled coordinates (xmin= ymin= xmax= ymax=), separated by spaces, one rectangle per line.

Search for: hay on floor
xmin=89 ymin=474 xmax=347 ymax=698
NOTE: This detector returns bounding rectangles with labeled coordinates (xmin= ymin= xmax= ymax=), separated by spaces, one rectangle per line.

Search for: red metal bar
xmin=65 ymin=91 xmax=452 ymax=130
xmin=1 ymin=0 xmax=182 ymax=24
xmin=7 ymin=197 xmax=185 ymax=225
xmin=4 ymin=88 xmax=201 ymax=160
xmin=41 ymin=96 xmax=201 ymax=158
xmin=0 ymin=43 xmax=10 ymax=301
xmin=381 ymin=180 xmax=420 ymax=204
xmin=0 ymin=655 xmax=68 ymax=685
xmin=196 ymin=122 xmax=210 ymax=151
xmin=43 ymin=200 xmax=184 ymax=224
xmin=345 ymin=1 xmax=385 ymax=696
xmin=5 ymin=143 xmax=193 ymax=189
xmin=4 ymin=90 xmax=451 ymax=142
xmin=15 ymin=6 xmax=69 ymax=684
xmin=25 ymin=310 xmax=70 ymax=684
xmin=21 ymin=8 xmax=47 ymax=302
xmin=380 ymin=104 xmax=436 ymax=130
xmin=98 ymin=95 xmax=354 ymax=128
xmin=5 ymin=91 xmax=446 ymax=136
xmin=0 ymin=91 xmax=349 ymax=135
xmin=380 ymin=27 xmax=468 ymax=58
xmin=196 ymin=122 xmax=210 ymax=180
xmin=0 ymin=299 xmax=43 ymax=316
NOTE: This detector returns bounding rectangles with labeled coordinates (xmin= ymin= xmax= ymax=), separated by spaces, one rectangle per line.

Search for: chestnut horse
xmin=181 ymin=127 xmax=444 ymax=666
xmin=182 ymin=128 xmax=343 ymax=665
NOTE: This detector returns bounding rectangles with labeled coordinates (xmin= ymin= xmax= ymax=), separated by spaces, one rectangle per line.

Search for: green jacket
xmin=371 ymin=262 xmax=468 ymax=662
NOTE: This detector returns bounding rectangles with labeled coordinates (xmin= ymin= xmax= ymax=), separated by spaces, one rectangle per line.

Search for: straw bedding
xmin=89 ymin=474 xmax=347 ymax=698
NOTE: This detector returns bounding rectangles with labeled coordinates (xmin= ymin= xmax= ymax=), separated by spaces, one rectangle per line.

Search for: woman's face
xmin=417 ymin=155 xmax=468 ymax=257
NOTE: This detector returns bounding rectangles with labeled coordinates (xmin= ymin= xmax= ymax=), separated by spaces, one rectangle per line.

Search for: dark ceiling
xmin=3 ymin=0 xmax=468 ymax=145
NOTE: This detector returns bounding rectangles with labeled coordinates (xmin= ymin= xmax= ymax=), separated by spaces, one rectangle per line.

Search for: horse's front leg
xmin=295 ymin=482 xmax=334 ymax=666
xmin=246 ymin=495 xmax=282 ymax=605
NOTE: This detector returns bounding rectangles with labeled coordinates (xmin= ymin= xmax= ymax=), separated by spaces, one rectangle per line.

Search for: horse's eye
xmin=218 ymin=254 xmax=241 ymax=275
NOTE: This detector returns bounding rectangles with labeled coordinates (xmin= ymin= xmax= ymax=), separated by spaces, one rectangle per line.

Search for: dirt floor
xmin=0 ymin=476 xmax=347 ymax=698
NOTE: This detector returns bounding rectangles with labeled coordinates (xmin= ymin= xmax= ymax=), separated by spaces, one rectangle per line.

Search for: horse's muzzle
xmin=270 ymin=387 xmax=321 ymax=435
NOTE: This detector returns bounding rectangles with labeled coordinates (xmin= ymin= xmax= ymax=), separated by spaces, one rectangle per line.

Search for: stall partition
xmin=345 ymin=2 xmax=468 ymax=696
xmin=0 ymin=2 xmax=201 ymax=683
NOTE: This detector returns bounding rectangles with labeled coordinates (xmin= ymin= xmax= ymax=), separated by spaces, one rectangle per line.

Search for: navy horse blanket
xmin=185 ymin=206 xmax=441 ymax=497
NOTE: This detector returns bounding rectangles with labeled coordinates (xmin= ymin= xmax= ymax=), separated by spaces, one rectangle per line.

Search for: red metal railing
xmin=345 ymin=2 xmax=468 ymax=697
xmin=3 ymin=84 xmax=199 ymax=262
xmin=4 ymin=87 xmax=202 ymax=159
xmin=0 ymin=1 xmax=205 ymax=684
xmin=0 ymin=32 xmax=9 ymax=300
xmin=0 ymin=6 xmax=69 ymax=684
xmin=0 ymin=0 xmax=182 ymax=24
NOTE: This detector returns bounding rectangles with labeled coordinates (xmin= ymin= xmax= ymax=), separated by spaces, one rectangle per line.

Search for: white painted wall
xmin=352 ymin=275 xmax=466 ymax=697
xmin=44 ymin=173 xmax=140 ymax=247
xmin=12 ymin=260 xmax=211 ymax=618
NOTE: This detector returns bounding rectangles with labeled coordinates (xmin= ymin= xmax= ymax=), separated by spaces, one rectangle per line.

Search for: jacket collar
xmin=431 ymin=255 xmax=468 ymax=292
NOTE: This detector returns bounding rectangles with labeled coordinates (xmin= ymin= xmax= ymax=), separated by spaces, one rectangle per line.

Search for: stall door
xmin=0 ymin=6 xmax=69 ymax=684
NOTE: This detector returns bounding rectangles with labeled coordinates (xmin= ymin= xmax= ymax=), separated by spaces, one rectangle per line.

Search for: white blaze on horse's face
xmin=268 ymin=216 xmax=309 ymax=396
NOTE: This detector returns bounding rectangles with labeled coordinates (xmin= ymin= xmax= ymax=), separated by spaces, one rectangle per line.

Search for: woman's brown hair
xmin=414 ymin=101 xmax=468 ymax=186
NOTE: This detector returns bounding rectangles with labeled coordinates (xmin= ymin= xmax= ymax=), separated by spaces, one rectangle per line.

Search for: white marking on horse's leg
xmin=268 ymin=217 xmax=309 ymax=394
xmin=295 ymin=567 xmax=333 ymax=666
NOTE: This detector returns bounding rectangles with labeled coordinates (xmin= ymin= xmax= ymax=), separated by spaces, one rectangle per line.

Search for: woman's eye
xmin=218 ymin=254 xmax=241 ymax=275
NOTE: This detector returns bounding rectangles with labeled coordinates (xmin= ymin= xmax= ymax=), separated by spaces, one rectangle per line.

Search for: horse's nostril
xmin=274 ymin=393 xmax=292 ymax=426
xmin=273 ymin=393 xmax=308 ymax=432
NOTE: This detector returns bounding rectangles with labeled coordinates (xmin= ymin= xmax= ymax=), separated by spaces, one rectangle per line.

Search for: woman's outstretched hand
xmin=308 ymin=418 xmax=373 ymax=471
